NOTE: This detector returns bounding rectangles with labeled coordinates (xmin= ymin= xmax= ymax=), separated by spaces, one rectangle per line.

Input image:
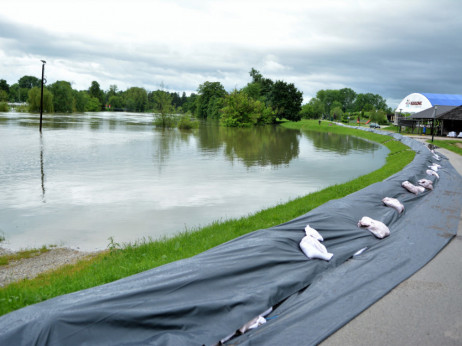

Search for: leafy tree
xmin=85 ymin=97 xmax=102 ymax=111
xmin=195 ymin=81 xmax=227 ymax=119
xmin=28 ymin=87 xmax=54 ymax=113
xmin=8 ymin=84 xmax=29 ymax=102
xmin=152 ymin=90 xmax=175 ymax=127
xmin=300 ymin=98 xmax=326 ymax=119
xmin=88 ymin=81 xmax=104 ymax=108
xmin=18 ymin=75 xmax=41 ymax=89
xmin=49 ymin=81 xmax=75 ymax=113
xmin=269 ymin=80 xmax=303 ymax=121
xmin=124 ymin=87 xmax=148 ymax=112
xmin=182 ymin=93 xmax=197 ymax=114
xmin=330 ymin=106 xmax=344 ymax=120
xmin=370 ymin=110 xmax=388 ymax=124
xmin=108 ymin=95 xmax=124 ymax=110
xmin=354 ymin=93 xmax=388 ymax=112
xmin=339 ymin=88 xmax=357 ymax=112
xmin=0 ymin=90 xmax=8 ymax=102
xmin=73 ymin=90 xmax=90 ymax=112
xmin=220 ymin=90 xmax=275 ymax=127
xmin=249 ymin=68 xmax=273 ymax=99
xmin=0 ymin=79 xmax=9 ymax=95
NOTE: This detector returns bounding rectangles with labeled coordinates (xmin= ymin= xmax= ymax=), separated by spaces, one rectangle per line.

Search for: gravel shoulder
xmin=0 ymin=248 xmax=99 ymax=287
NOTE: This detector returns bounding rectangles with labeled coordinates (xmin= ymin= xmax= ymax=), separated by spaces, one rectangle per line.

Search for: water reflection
xmin=40 ymin=134 xmax=46 ymax=203
xmin=0 ymin=111 xmax=388 ymax=251
xmin=195 ymin=120 xmax=300 ymax=167
xmin=302 ymin=130 xmax=379 ymax=154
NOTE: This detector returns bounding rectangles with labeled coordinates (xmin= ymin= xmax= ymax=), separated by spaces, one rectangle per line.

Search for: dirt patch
xmin=0 ymin=248 xmax=100 ymax=287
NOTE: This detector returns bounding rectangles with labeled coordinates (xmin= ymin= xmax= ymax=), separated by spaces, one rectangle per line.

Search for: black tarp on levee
xmin=1 ymin=131 xmax=461 ymax=346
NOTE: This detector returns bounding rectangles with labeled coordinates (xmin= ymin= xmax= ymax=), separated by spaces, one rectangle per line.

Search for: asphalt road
xmin=321 ymin=138 xmax=462 ymax=346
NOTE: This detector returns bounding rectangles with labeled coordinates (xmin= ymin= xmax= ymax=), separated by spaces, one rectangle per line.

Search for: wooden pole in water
xmin=39 ymin=60 xmax=46 ymax=133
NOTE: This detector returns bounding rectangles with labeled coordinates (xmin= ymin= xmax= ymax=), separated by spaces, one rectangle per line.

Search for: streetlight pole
xmin=431 ymin=105 xmax=437 ymax=142
xmin=39 ymin=60 xmax=46 ymax=132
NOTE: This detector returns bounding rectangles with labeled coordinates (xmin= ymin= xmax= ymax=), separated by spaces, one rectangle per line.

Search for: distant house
xmin=402 ymin=105 xmax=462 ymax=136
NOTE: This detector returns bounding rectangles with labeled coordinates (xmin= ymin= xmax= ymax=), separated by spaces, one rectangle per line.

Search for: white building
xmin=395 ymin=93 xmax=462 ymax=114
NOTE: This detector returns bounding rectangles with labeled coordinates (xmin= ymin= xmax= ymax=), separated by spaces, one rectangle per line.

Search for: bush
xmin=0 ymin=102 xmax=9 ymax=112
xmin=178 ymin=115 xmax=199 ymax=130
xmin=153 ymin=113 xmax=177 ymax=128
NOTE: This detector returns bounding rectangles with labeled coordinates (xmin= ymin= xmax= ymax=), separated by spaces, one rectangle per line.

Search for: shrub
xmin=178 ymin=115 xmax=199 ymax=130
xmin=0 ymin=102 xmax=9 ymax=112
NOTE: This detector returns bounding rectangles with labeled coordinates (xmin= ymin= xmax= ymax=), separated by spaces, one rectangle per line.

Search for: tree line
xmin=0 ymin=69 xmax=392 ymax=127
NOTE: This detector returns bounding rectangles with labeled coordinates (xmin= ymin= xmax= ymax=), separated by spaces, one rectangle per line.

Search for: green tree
xmin=88 ymin=81 xmax=104 ymax=108
xmin=330 ymin=106 xmax=344 ymax=120
xmin=108 ymin=95 xmax=124 ymax=110
xmin=85 ymin=97 xmax=102 ymax=111
xmin=49 ymin=81 xmax=75 ymax=113
xmin=269 ymin=81 xmax=303 ymax=121
xmin=18 ymin=75 xmax=41 ymax=89
xmin=0 ymin=79 xmax=9 ymax=95
xmin=8 ymin=84 xmax=29 ymax=103
xmin=152 ymin=90 xmax=175 ymax=127
xmin=220 ymin=90 xmax=275 ymax=127
xmin=73 ymin=90 xmax=90 ymax=112
xmin=370 ymin=109 xmax=387 ymax=124
xmin=28 ymin=87 xmax=54 ymax=113
xmin=195 ymin=81 xmax=227 ymax=119
xmin=339 ymin=88 xmax=357 ymax=112
xmin=124 ymin=87 xmax=148 ymax=112
xmin=354 ymin=93 xmax=388 ymax=112
xmin=0 ymin=90 xmax=8 ymax=102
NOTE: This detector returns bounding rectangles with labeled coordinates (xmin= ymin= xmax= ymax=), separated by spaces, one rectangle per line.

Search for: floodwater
xmin=0 ymin=112 xmax=388 ymax=251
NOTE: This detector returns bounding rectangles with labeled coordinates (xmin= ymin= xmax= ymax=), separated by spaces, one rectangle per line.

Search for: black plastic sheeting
xmin=0 ymin=131 xmax=461 ymax=346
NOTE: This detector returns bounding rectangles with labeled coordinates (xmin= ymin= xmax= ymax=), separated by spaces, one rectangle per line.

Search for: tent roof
xmin=421 ymin=93 xmax=462 ymax=106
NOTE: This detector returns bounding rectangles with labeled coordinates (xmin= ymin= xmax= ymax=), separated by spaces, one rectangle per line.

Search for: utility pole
xmin=431 ymin=105 xmax=437 ymax=142
xmin=39 ymin=60 xmax=46 ymax=132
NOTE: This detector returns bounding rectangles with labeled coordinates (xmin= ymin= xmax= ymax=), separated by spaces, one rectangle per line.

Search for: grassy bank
xmin=0 ymin=120 xmax=415 ymax=316
xmin=430 ymin=139 xmax=462 ymax=156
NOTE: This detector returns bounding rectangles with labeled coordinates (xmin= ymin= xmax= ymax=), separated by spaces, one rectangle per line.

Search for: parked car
xmin=369 ymin=123 xmax=381 ymax=128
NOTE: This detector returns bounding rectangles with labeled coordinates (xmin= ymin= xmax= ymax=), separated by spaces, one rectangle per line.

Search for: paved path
xmin=321 ymin=137 xmax=462 ymax=346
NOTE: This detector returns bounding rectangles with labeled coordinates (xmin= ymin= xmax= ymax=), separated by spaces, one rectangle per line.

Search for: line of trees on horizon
xmin=0 ymin=70 xmax=392 ymax=127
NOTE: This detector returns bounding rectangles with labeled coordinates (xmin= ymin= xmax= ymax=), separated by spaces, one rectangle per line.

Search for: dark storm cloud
xmin=2 ymin=0 xmax=462 ymax=108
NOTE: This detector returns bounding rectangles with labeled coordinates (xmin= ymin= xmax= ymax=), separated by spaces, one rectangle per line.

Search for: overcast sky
xmin=1 ymin=0 xmax=461 ymax=108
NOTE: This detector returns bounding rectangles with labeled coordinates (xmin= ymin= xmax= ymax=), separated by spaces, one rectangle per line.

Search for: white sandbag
xmin=382 ymin=197 xmax=404 ymax=213
xmin=426 ymin=169 xmax=439 ymax=179
xmin=357 ymin=216 xmax=390 ymax=239
xmin=418 ymin=178 xmax=434 ymax=190
xmin=218 ymin=307 xmax=273 ymax=344
xmin=402 ymin=181 xmax=425 ymax=195
xmin=238 ymin=307 xmax=273 ymax=334
xmin=299 ymin=235 xmax=333 ymax=261
xmin=305 ymin=224 xmax=323 ymax=241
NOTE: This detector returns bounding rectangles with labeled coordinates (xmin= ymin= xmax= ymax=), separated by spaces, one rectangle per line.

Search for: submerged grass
xmin=0 ymin=120 xmax=415 ymax=316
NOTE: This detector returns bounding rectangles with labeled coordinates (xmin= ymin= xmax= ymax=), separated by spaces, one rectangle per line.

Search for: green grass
xmin=430 ymin=139 xmax=462 ymax=156
xmin=0 ymin=120 xmax=415 ymax=316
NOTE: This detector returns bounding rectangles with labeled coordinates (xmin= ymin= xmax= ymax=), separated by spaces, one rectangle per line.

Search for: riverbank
xmin=0 ymin=120 xmax=415 ymax=316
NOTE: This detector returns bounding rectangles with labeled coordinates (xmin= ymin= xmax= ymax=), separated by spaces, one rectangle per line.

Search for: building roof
xmin=437 ymin=105 xmax=462 ymax=120
xmin=421 ymin=93 xmax=462 ymax=106
xmin=409 ymin=105 xmax=457 ymax=119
